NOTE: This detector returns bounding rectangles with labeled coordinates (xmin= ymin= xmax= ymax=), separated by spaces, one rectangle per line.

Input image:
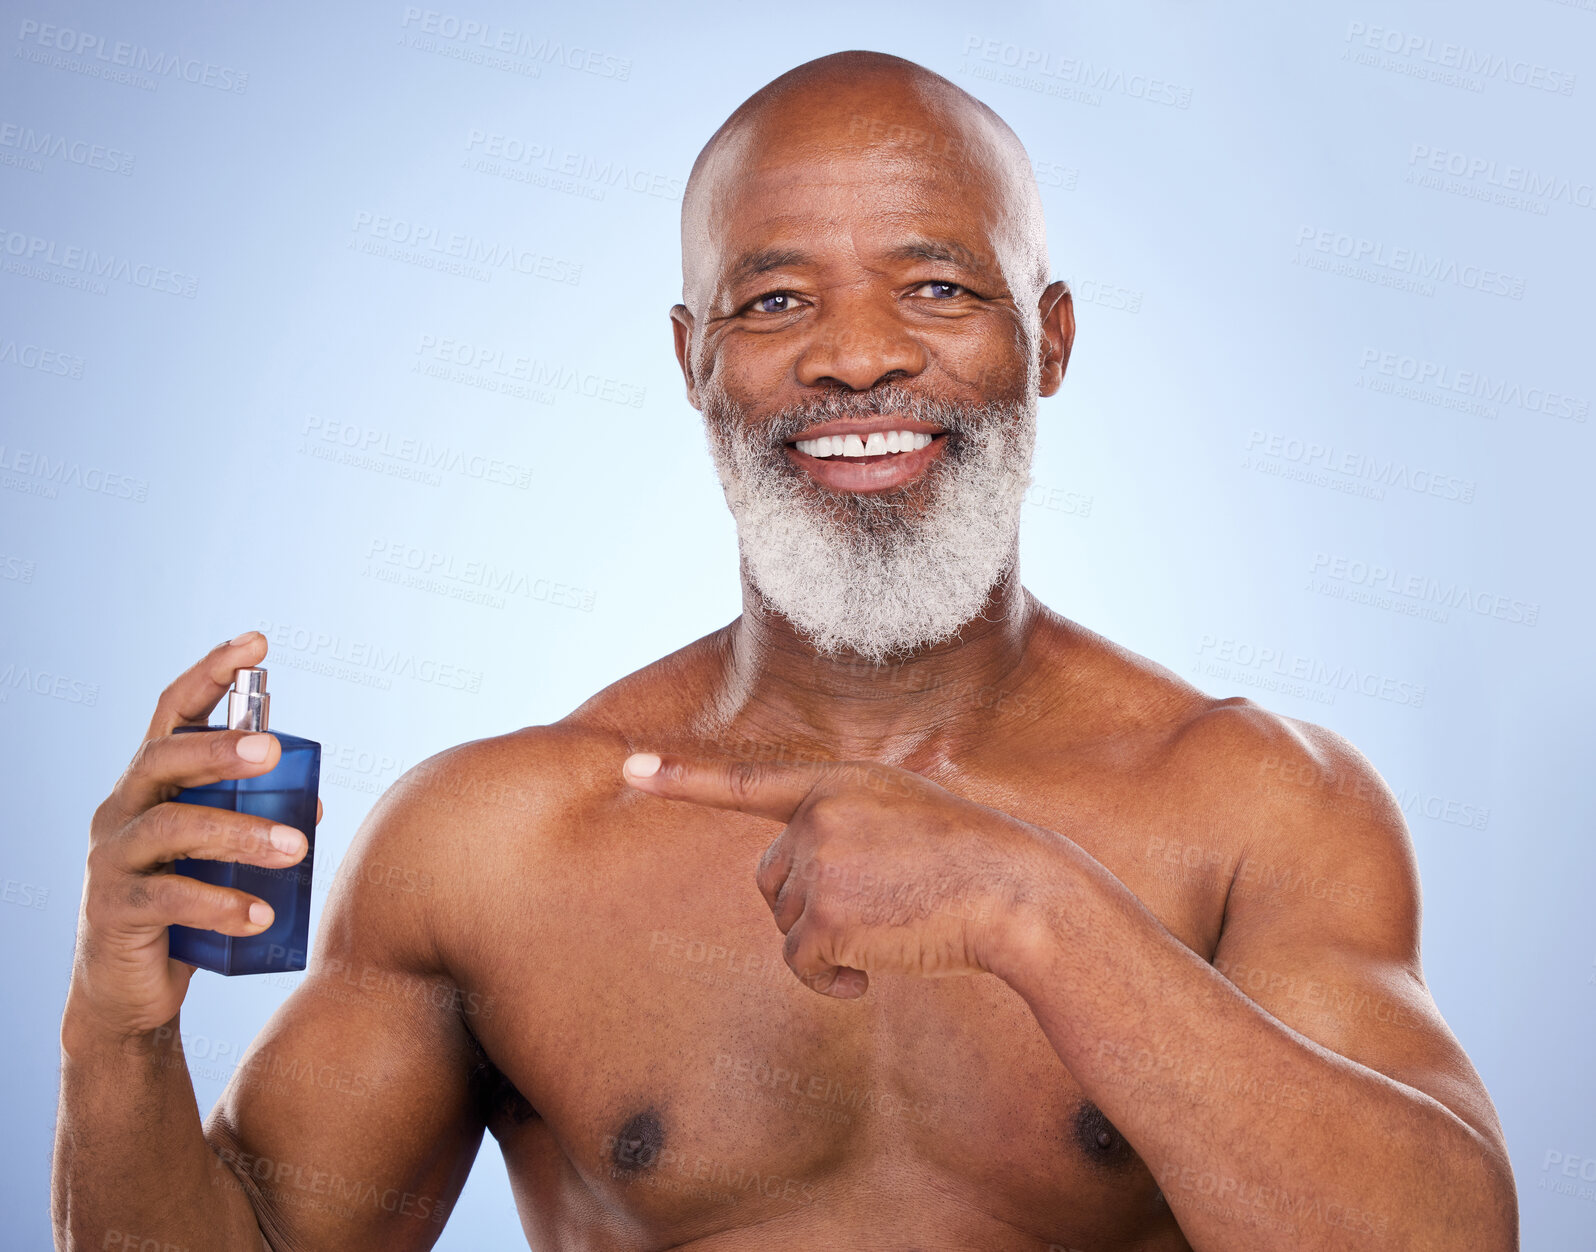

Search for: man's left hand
xmin=621 ymin=752 xmax=1049 ymax=998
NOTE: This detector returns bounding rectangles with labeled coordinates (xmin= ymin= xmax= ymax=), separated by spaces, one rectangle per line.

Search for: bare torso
xmin=424 ymin=612 xmax=1253 ymax=1251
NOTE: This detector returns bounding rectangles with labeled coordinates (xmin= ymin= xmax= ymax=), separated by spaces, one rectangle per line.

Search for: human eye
xmin=910 ymin=280 xmax=970 ymax=299
xmin=750 ymin=291 xmax=799 ymax=313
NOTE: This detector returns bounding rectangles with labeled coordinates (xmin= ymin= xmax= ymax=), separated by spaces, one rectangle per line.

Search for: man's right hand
xmin=57 ymin=632 xmax=486 ymax=1251
xmin=68 ymin=630 xmax=313 ymax=1041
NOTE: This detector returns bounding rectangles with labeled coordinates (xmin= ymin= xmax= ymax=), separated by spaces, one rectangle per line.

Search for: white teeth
xmin=795 ymin=429 xmax=937 ymax=459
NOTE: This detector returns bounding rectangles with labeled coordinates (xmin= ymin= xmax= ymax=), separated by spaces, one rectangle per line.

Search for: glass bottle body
xmin=167 ymin=728 xmax=320 ymax=975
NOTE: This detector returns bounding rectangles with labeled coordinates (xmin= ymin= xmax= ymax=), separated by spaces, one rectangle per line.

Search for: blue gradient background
xmin=3 ymin=1 xmax=1593 ymax=1247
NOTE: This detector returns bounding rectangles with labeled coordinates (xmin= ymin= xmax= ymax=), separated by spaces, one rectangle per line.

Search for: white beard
xmin=701 ymin=381 xmax=1036 ymax=664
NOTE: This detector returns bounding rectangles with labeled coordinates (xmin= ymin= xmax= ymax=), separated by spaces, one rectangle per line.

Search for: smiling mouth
xmin=789 ymin=429 xmax=943 ymax=461
xmin=781 ymin=423 xmax=949 ymax=494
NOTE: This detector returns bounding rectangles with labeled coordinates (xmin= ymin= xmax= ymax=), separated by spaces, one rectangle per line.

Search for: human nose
xmin=793 ymin=291 xmax=928 ymax=391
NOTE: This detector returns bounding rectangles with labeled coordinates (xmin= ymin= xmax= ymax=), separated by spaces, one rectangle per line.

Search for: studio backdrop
xmin=2 ymin=1 xmax=1592 ymax=1247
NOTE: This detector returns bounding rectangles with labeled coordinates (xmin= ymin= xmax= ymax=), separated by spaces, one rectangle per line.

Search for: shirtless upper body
xmin=53 ymin=51 xmax=1516 ymax=1252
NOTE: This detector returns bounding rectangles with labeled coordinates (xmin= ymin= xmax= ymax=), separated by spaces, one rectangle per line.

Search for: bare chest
xmin=452 ymin=770 xmax=1227 ymax=1249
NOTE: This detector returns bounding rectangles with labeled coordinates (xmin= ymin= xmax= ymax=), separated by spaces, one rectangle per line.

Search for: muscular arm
xmin=55 ymin=749 xmax=488 ymax=1252
xmin=1001 ymin=703 xmax=1517 ymax=1251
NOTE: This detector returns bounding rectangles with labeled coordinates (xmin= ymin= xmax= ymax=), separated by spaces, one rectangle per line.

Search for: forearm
xmin=996 ymin=837 xmax=1515 ymax=1252
xmin=53 ymin=997 xmax=268 ymax=1252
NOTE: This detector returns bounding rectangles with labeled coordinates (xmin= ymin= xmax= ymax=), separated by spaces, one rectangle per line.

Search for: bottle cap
xmin=227 ymin=667 xmax=271 ymax=732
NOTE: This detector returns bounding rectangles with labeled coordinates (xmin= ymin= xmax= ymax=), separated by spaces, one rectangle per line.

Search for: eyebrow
xmin=881 ymin=239 xmax=987 ymax=272
xmin=727 ymin=246 xmax=811 ymax=287
xmin=724 ymin=238 xmax=994 ymax=289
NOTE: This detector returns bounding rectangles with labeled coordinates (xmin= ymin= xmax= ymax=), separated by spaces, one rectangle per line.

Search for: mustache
xmin=708 ymin=385 xmax=998 ymax=447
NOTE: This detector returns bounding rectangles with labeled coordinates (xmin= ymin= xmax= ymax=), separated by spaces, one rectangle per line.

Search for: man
xmin=55 ymin=51 xmax=1517 ymax=1251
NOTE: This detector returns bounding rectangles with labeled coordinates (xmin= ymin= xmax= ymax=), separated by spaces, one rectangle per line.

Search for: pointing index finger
xmin=146 ymin=631 xmax=267 ymax=740
xmin=622 ymin=753 xmax=823 ymax=823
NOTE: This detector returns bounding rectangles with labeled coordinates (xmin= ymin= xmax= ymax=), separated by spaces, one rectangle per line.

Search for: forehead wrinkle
xmin=682 ymin=57 xmax=1050 ymax=311
xmin=715 ymin=220 xmax=1012 ymax=313
xmin=719 ymin=229 xmax=991 ymax=288
xmin=705 ymin=177 xmax=1014 ymax=302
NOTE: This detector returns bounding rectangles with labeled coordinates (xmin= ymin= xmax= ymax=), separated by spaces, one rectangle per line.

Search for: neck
xmin=710 ymin=557 xmax=1041 ymax=763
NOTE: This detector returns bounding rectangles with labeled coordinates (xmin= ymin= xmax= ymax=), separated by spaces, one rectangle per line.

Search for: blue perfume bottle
xmin=168 ymin=667 xmax=320 ymax=975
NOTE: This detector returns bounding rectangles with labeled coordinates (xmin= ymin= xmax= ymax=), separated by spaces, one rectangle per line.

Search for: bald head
xmin=680 ymin=51 xmax=1051 ymax=315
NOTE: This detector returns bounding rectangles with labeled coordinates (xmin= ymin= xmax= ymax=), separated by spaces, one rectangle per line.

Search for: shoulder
xmin=317 ymin=628 xmax=730 ymax=962
xmin=1165 ymin=696 xmax=1422 ymax=955
xmin=379 ymin=722 xmax=632 ymax=836
xmin=364 ymin=623 xmax=731 ymax=844
xmin=1035 ymin=612 xmax=1418 ymax=931
xmin=1165 ymin=695 xmax=1410 ymax=847
xmin=1043 ymin=606 xmax=1409 ymax=840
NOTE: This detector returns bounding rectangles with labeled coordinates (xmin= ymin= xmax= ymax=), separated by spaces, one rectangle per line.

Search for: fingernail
xmin=624 ymin=752 xmax=661 ymax=779
xmin=268 ymin=824 xmax=305 ymax=854
xmin=248 ymin=902 xmax=273 ymax=927
xmin=237 ymin=733 xmax=272 ymax=762
xmin=230 ymin=630 xmax=257 ymax=646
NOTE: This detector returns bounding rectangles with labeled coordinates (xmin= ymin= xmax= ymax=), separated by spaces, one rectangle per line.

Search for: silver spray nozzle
xmin=226 ymin=667 xmax=271 ymax=732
